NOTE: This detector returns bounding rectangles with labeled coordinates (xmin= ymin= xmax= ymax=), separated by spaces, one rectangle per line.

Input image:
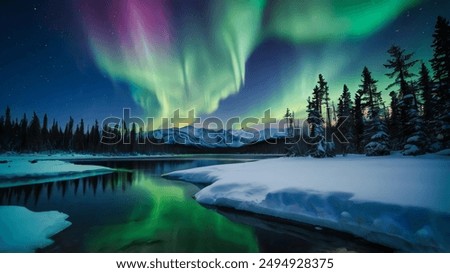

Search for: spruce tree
xmin=403 ymin=89 xmax=428 ymax=155
xmin=19 ymin=114 xmax=28 ymax=151
xmin=50 ymin=119 xmax=60 ymax=150
xmin=318 ymin=75 xmax=332 ymax=135
xmin=388 ymin=91 xmax=402 ymax=150
xmin=337 ymin=84 xmax=354 ymax=154
xmin=28 ymin=112 xmax=42 ymax=152
xmin=4 ymin=106 xmax=12 ymax=130
xmin=418 ymin=63 xmax=435 ymax=122
xmin=306 ymin=92 xmax=326 ymax=158
xmin=64 ymin=117 xmax=74 ymax=150
xmin=131 ymin=122 xmax=137 ymax=153
xmin=431 ymin=16 xmax=450 ymax=98
xmin=94 ymin=120 xmax=100 ymax=151
xmin=2 ymin=107 xmax=12 ymax=150
xmin=138 ymin=126 xmax=145 ymax=153
xmin=384 ymin=45 xmax=426 ymax=155
xmin=353 ymin=90 xmax=364 ymax=153
xmin=430 ymin=16 xmax=450 ymax=149
xmin=359 ymin=67 xmax=390 ymax=156
xmin=318 ymin=75 xmax=335 ymax=156
xmin=12 ymin=119 xmax=20 ymax=151
xmin=88 ymin=120 xmax=100 ymax=152
xmin=331 ymin=101 xmax=337 ymax=124
xmin=384 ymin=45 xmax=418 ymax=100
xmin=418 ymin=63 xmax=436 ymax=150
xmin=74 ymin=119 xmax=85 ymax=152
xmin=41 ymin=114 xmax=49 ymax=150
xmin=305 ymin=75 xmax=335 ymax=157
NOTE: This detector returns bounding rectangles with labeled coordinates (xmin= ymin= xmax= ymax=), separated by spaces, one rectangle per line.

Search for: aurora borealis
xmin=1 ymin=0 xmax=449 ymax=126
xmin=80 ymin=0 xmax=265 ymax=122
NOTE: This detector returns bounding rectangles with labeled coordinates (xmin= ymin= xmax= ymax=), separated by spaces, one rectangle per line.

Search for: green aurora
xmin=81 ymin=0 xmax=428 ymax=122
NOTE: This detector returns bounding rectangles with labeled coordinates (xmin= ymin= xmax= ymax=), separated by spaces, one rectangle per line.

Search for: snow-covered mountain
xmin=148 ymin=126 xmax=287 ymax=148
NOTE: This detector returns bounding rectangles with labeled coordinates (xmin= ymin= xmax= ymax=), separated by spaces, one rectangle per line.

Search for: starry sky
xmin=0 ymin=0 xmax=449 ymax=128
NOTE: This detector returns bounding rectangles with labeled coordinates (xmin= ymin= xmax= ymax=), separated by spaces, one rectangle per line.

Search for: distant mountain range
xmin=148 ymin=126 xmax=287 ymax=148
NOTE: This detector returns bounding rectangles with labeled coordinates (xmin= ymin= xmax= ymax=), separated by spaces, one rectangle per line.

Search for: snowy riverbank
xmin=0 ymin=152 xmax=280 ymax=188
xmin=0 ymin=156 xmax=114 ymax=188
xmin=0 ymin=206 xmax=71 ymax=252
xmin=164 ymin=153 xmax=450 ymax=252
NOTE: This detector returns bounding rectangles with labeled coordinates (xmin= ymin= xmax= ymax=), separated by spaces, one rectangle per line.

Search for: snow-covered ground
xmin=0 ymin=158 xmax=114 ymax=188
xmin=164 ymin=153 xmax=450 ymax=252
xmin=0 ymin=206 xmax=71 ymax=252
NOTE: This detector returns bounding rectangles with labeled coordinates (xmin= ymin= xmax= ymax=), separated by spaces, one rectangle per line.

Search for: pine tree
xmin=353 ymin=90 xmax=364 ymax=153
xmin=50 ymin=119 xmax=60 ymax=150
xmin=417 ymin=62 xmax=437 ymax=151
xmin=41 ymin=114 xmax=49 ymax=150
xmin=130 ymin=122 xmax=137 ymax=153
xmin=418 ymin=63 xmax=435 ymax=122
xmin=384 ymin=45 xmax=418 ymax=99
xmin=28 ymin=112 xmax=42 ymax=152
xmin=337 ymin=84 xmax=354 ymax=154
xmin=74 ymin=119 xmax=85 ymax=152
xmin=138 ymin=126 xmax=145 ymax=153
xmin=331 ymin=100 xmax=337 ymax=124
xmin=94 ymin=120 xmax=100 ymax=151
xmin=121 ymin=120 xmax=129 ymax=153
xmin=384 ymin=45 xmax=426 ymax=155
xmin=88 ymin=120 xmax=100 ymax=152
xmin=19 ymin=114 xmax=28 ymax=151
xmin=306 ymin=93 xmax=326 ymax=158
xmin=359 ymin=67 xmax=390 ymax=156
xmin=431 ymin=16 xmax=450 ymax=98
xmin=305 ymin=75 xmax=335 ymax=157
xmin=64 ymin=117 xmax=74 ymax=150
xmin=317 ymin=74 xmax=333 ymax=140
xmin=11 ymin=119 xmax=20 ymax=151
xmin=101 ymin=123 xmax=111 ymax=153
xmin=113 ymin=124 xmax=120 ymax=153
xmin=388 ymin=91 xmax=402 ymax=150
xmin=403 ymin=89 xmax=428 ymax=155
xmin=4 ymin=106 xmax=12 ymax=130
xmin=430 ymin=16 xmax=450 ymax=149
xmin=1 ymin=107 xmax=12 ymax=150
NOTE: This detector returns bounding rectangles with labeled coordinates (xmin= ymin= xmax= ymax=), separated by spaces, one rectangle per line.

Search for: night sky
xmin=1 ymin=0 xmax=449 ymax=128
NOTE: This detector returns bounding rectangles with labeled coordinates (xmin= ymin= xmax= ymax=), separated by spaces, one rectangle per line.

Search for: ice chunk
xmin=0 ymin=206 xmax=71 ymax=252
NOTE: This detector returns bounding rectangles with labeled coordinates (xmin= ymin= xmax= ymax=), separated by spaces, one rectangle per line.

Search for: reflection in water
xmin=0 ymin=172 xmax=133 ymax=206
xmin=85 ymin=171 xmax=259 ymax=252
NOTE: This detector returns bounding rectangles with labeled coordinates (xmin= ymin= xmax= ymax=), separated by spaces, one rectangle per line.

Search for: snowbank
xmin=0 ymin=159 xmax=114 ymax=188
xmin=0 ymin=206 xmax=71 ymax=252
xmin=164 ymin=153 xmax=450 ymax=252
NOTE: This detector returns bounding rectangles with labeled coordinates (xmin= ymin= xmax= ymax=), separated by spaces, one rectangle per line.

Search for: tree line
xmin=0 ymin=110 xmax=97 ymax=153
xmin=0 ymin=109 xmax=161 ymax=154
xmin=304 ymin=16 xmax=449 ymax=157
